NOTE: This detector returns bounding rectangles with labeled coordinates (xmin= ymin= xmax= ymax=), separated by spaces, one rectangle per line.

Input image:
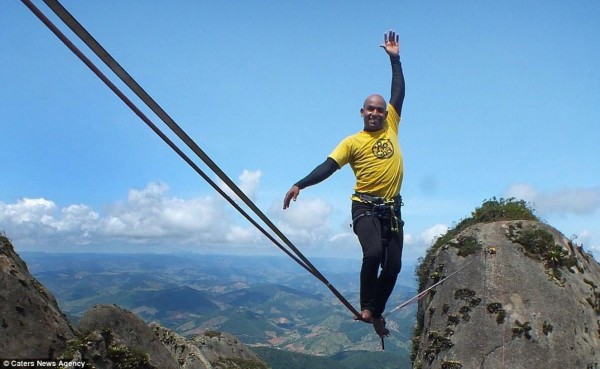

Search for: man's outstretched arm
xmin=381 ymin=30 xmax=405 ymax=116
xmin=283 ymin=158 xmax=339 ymax=209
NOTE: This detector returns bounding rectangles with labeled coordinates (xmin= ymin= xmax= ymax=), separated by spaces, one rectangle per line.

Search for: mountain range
xmin=19 ymin=251 xmax=417 ymax=366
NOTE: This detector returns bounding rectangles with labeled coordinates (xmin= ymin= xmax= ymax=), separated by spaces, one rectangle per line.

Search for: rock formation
xmin=0 ymin=234 xmax=269 ymax=369
xmin=0 ymin=235 xmax=74 ymax=358
xmin=412 ymin=218 xmax=600 ymax=369
xmin=152 ymin=324 xmax=268 ymax=369
xmin=77 ymin=304 xmax=180 ymax=369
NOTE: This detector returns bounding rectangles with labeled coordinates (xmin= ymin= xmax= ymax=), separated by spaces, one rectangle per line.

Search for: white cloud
xmin=0 ymin=174 xmax=339 ymax=254
xmin=0 ymin=175 xmax=268 ymax=250
xmin=13 ymin=179 xmax=598 ymax=266
xmin=405 ymin=224 xmax=448 ymax=246
xmin=238 ymin=170 xmax=262 ymax=200
xmin=0 ymin=198 xmax=57 ymax=223
xmin=219 ymin=169 xmax=262 ymax=202
xmin=419 ymin=224 xmax=449 ymax=244
xmin=270 ymin=197 xmax=333 ymax=246
xmin=226 ymin=225 xmax=260 ymax=244
xmin=402 ymin=224 xmax=449 ymax=265
xmin=505 ymin=183 xmax=600 ymax=216
xmin=0 ymin=198 xmax=99 ymax=245
xmin=100 ymin=182 xmax=229 ymax=242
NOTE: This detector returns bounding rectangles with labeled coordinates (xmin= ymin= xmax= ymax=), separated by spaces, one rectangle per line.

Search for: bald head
xmin=362 ymin=94 xmax=386 ymax=109
xmin=361 ymin=94 xmax=388 ymax=132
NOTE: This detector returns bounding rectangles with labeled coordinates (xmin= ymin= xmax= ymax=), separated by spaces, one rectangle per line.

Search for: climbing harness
xmin=22 ymin=0 xmax=362 ymax=320
xmin=352 ymin=193 xmax=403 ymax=234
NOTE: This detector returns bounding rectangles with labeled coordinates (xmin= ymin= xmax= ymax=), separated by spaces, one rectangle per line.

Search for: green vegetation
xmin=449 ymin=288 xmax=481 ymax=324
xmin=507 ymin=224 xmax=554 ymax=255
xmin=416 ymin=197 xmax=537 ymax=291
xmin=512 ymin=320 xmax=532 ymax=340
xmin=458 ymin=306 xmax=473 ymax=322
xmin=455 ymin=235 xmax=483 ymax=257
xmin=410 ymin=325 xmax=422 ymax=364
xmin=57 ymin=338 xmax=85 ymax=362
xmin=543 ymin=321 xmax=554 ymax=335
xmin=507 ymin=223 xmax=579 ymax=279
xmin=583 ymin=279 xmax=600 ymax=314
xmin=204 ymin=330 xmax=223 ymax=338
xmin=442 ymin=361 xmax=463 ymax=369
xmin=107 ymin=344 xmax=152 ymax=369
xmin=58 ymin=329 xmax=152 ymax=369
xmin=422 ymin=331 xmax=454 ymax=364
xmin=447 ymin=314 xmax=460 ymax=326
xmin=453 ymin=288 xmax=475 ymax=302
xmin=442 ymin=303 xmax=450 ymax=314
xmin=486 ymin=303 xmax=507 ymax=324
xmin=470 ymin=198 xmax=537 ymax=223
xmin=215 ymin=357 xmax=269 ymax=369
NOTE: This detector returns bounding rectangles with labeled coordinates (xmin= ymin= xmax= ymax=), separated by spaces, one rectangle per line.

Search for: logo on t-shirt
xmin=372 ymin=138 xmax=394 ymax=159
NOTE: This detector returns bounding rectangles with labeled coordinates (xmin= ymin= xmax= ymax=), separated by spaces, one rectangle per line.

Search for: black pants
xmin=352 ymin=200 xmax=404 ymax=319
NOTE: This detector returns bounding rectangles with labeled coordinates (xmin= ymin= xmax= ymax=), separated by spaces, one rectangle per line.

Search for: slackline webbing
xmin=22 ymin=0 xmax=361 ymax=318
xmin=385 ymin=256 xmax=478 ymax=317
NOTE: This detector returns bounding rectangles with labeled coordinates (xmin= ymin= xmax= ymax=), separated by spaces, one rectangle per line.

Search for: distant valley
xmin=21 ymin=252 xmax=417 ymax=367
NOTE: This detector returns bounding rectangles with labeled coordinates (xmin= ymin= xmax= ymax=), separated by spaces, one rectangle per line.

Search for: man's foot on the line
xmin=373 ymin=318 xmax=390 ymax=337
xmin=355 ymin=309 xmax=373 ymax=322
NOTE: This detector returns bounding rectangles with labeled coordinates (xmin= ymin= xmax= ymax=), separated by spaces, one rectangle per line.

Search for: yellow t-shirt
xmin=328 ymin=104 xmax=403 ymax=202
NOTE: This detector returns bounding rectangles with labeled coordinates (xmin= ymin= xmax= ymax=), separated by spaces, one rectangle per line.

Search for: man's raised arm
xmin=381 ymin=30 xmax=405 ymax=116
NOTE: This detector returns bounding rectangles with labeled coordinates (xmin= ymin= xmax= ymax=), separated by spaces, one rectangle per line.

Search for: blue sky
xmin=1 ymin=1 xmax=599 ymax=267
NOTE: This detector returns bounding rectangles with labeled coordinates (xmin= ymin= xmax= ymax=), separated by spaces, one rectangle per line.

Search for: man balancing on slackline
xmin=283 ymin=30 xmax=405 ymax=337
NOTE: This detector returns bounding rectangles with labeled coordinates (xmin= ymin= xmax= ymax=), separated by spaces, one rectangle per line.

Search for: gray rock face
xmin=412 ymin=221 xmax=600 ymax=369
xmin=77 ymin=304 xmax=180 ymax=369
xmin=151 ymin=323 xmax=212 ymax=369
xmin=0 ymin=235 xmax=74 ymax=358
xmin=152 ymin=323 xmax=269 ymax=369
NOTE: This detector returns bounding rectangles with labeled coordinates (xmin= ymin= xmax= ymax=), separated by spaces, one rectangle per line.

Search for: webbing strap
xmin=22 ymin=0 xmax=360 ymax=319
xmin=385 ymin=256 xmax=479 ymax=317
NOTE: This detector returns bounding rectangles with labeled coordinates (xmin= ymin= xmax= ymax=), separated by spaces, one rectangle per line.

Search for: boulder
xmin=412 ymin=221 xmax=600 ymax=369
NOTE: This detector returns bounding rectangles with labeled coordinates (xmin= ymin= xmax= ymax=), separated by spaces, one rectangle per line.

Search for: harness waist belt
xmin=355 ymin=192 xmax=399 ymax=205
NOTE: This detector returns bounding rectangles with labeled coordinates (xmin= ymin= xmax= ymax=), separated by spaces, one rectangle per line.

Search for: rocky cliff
xmin=411 ymin=199 xmax=600 ymax=369
xmin=152 ymin=323 xmax=266 ymax=369
xmin=0 ymin=235 xmax=74 ymax=358
xmin=0 ymin=234 xmax=269 ymax=369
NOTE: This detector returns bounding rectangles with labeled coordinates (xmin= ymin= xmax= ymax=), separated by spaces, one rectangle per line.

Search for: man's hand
xmin=380 ymin=30 xmax=399 ymax=57
xmin=283 ymin=185 xmax=300 ymax=209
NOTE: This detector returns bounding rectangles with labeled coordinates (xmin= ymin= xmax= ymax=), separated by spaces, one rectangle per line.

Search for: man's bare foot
xmin=355 ymin=309 xmax=373 ymax=322
xmin=373 ymin=318 xmax=390 ymax=337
